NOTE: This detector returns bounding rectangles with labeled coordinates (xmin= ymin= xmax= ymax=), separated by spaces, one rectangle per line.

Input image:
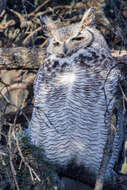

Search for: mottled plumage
xmin=30 ymin=8 xmax=125 ymax=190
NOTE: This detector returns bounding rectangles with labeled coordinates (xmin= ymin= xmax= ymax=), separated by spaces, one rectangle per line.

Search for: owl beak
xmin=63 ymin=43 xmax=68 ymax=55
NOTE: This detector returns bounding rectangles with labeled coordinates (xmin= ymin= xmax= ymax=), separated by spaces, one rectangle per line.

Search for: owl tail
xmin=61 ymin=177 xmax=92 ymax=190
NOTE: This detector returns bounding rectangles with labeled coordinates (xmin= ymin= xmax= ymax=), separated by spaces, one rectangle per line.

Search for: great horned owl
xmin=30 ymin=8 xmax=125 ymax=190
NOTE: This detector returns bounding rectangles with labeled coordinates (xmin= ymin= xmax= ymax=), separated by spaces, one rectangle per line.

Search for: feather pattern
xmin=30 ymin=46 xmax=125 ymax=186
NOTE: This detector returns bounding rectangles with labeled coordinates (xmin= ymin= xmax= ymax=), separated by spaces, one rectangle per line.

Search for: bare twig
xmin=0 ymin=9 xmax=5 ymax=17
xmin=94 ymin=66 xmax=117 ymax=190
xmin=34 ymin=9 xmax=52 ymax=18
xmin=9 ymin=8 xmax=29 ymax=28
xmin=12 ymin=129 xmax=41 ymax=182
xmin=23 ymin=26 xmax=42 ymax=45
xmin=53 ymin=5 xmax=72 ymax=10
xmin=119 ymin=83 xmax=127 ymax=103
xmin=119 ymin=83 xmax=127 ymax=112
xmin=8 ymin=127 xmax=20 ymax=190
xmin=40 ymin=39 xmax=48 ymax=48
xmin=28 ymin=0 xmax=51 ymax=17
xmin=0 ymin=20 xmax=15 ymax=31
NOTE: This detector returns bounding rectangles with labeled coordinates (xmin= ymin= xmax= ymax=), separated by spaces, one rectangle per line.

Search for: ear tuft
xmin=40 ymin=16 xmax=57 ymax=32
xmin=80 ymin=7 xmax=96 ymax=28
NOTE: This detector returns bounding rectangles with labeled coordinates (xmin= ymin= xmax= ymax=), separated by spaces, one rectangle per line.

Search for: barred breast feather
xmin=30 ymin=46 xmax=125 ymax=187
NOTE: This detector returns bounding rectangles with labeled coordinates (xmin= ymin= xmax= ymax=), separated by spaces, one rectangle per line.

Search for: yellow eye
xmin=53 ymin=42 xmax=60 ymax=46
xmin=72 ymin=37 xmax=84 ymax=41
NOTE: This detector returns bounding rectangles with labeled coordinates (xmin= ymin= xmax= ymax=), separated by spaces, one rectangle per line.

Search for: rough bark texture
xmin=0 ymin=47 xmax=46 ymax=69
xmin=0 ymin=48 xmax=126 ymax=69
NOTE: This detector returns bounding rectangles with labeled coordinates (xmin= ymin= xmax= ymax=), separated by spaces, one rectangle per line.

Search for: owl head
xmin=42 ymin=7 xmax=98 ymax=58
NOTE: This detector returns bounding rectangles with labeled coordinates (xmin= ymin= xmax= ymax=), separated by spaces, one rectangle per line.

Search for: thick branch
xmin=0 ymin=48 xmax=126 ymax=70
xmin=0 ymin=47 xmax=46 ymax=69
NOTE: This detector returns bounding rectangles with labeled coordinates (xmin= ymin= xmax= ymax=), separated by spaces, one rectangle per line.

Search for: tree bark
xmin=0 ymin=47 xmax=46 ymax=70
xmin=0 ymin=48 xmax=127 ymax=70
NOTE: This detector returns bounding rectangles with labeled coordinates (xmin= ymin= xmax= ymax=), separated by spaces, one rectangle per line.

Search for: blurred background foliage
xmin=0 ymin=0 xmax=127 ymax=50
